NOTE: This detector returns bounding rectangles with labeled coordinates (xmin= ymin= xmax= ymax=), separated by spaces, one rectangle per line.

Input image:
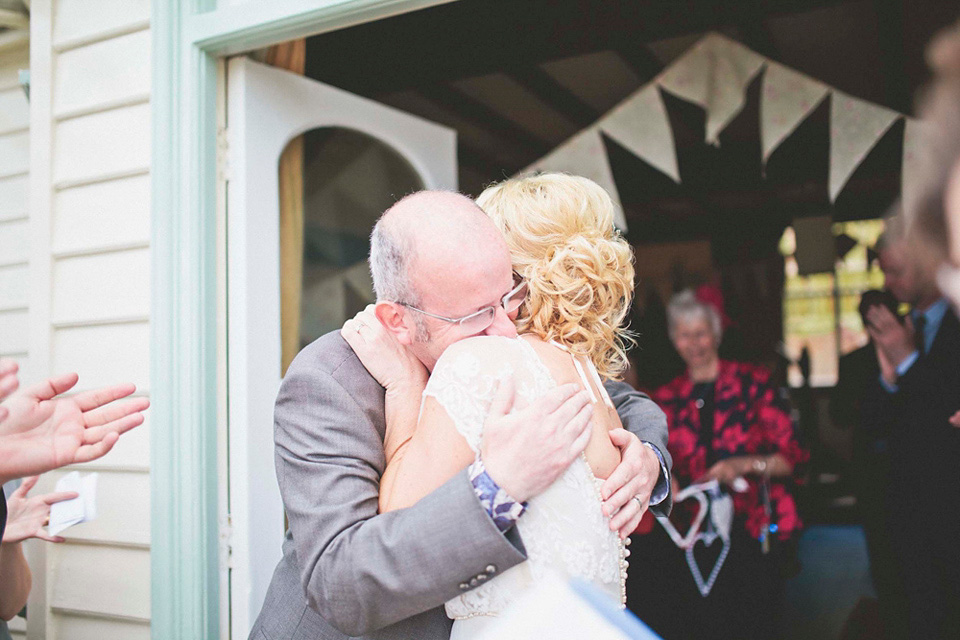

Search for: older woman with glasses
xmin=342 ymin=173 xmax=664 ymax=639
xmin=628 ymin=289 xmax=807 ymax=640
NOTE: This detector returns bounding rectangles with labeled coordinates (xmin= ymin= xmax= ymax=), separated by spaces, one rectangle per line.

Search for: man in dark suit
xmin=831 ymin=290 xmax=906 ymax=638
xmin=866 ymin=233 xmax=960 ymax=640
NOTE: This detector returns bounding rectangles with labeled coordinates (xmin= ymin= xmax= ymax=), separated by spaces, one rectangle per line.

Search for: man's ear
xmin=375 ymin=301 xmax=416 ymax=345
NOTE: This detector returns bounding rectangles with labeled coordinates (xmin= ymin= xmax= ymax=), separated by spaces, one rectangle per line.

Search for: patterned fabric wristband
xmin=469 ymin=457 xmax=526 ymax=533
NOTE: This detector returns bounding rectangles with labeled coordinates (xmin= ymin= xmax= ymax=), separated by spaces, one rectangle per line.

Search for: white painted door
xmin=225 ymin=56 xmax=457 ymax=638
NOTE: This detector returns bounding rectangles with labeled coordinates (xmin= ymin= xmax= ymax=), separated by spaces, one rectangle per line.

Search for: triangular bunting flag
xmin=656 ymin=35 xmax=713 ymax=108
xmin=901 ymin=118 xmax=935 ymax=220
xmin=761 ymin=61 xmax=829 ymax=164
xmin=658 ymin=33 xmax=765 ymax=146
xmin=600 ymin=84 xmax=680 ymax=183
xmin=704 ymin=36 xmax=766 ymax=145
xmin=829 ymin=91 xmax=900 ymax=202
xmin=526 ymin=127 xmax=628 ymax=231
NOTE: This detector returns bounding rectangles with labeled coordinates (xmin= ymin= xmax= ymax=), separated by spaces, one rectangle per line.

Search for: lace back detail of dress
xmin=423 ymin=336 xmax=627 ymax=623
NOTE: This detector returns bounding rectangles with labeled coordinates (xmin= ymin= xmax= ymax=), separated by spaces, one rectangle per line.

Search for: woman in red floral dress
xmin=626 ymin=289 xmax=807 ymax=640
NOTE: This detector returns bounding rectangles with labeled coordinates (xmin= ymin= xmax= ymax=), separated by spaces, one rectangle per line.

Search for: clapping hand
xmin=865 ymin=305 xmax=915 ymax=379
xmin=2 ymin=476 xmax=78 ymax=544
xmin=0 ymin=372 xmax=148 ymax=482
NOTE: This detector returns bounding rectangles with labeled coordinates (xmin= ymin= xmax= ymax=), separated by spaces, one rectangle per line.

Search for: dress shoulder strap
xmin=549 ymin=340 xmax=615 ymax=409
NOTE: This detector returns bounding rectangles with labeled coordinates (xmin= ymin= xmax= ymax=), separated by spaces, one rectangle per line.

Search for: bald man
xmin=250 ymin=192 xmax=671 ymax=640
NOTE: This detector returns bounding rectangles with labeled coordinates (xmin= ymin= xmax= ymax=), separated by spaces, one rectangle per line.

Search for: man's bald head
xmin=369 ymin=190 xmax=507 ymax=305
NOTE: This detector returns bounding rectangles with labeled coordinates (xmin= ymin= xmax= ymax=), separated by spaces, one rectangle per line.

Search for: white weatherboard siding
xmin=0 ymin=37 xmax=29 ymax=640
xmin=28 ymin=0 xmax=154 ymax=636
xmin=0 ymin=42 xmax=29 ymax=362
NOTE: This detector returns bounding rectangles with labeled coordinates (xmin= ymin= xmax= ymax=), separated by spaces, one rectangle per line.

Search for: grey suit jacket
xmin=250 ymin=332 xmax=671 ymax=640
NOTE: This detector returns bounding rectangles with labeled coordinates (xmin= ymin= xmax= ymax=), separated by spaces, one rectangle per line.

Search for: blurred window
xmin=781 ymin=219 xmax=885 ymax=387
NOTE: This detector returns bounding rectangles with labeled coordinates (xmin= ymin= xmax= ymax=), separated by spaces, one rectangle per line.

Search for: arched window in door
xmin=278 ymin=127 xmax=425 ymax=372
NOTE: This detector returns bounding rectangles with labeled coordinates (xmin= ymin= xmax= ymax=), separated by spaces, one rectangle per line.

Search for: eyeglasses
xmin=401 ymin=274 xmax=528 ymax=334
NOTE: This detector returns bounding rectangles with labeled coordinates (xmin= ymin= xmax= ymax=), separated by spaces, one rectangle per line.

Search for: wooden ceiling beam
xmin=506 ymin=66 xmax=601 ymax=129
xmin=458 ymin=144 xmax=510 ymax=180
xmin=418 ymin=83 xmax=553 ymax=158
xmin=872 ymin=0 xmax=910 ymax=113
xmin=610 ymin=40 xmax=665 ymax=84
xmin=305 ymin=0 xmax=863 ymax=97
xmin=733 ymin=0 xmax=781 ymax=60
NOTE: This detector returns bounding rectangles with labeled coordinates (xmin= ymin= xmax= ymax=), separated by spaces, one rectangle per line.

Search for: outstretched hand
xmin=0 ymin=373 xmax=148 ymax=482
xmin=2 ymin=476 xmax=78 ymax=544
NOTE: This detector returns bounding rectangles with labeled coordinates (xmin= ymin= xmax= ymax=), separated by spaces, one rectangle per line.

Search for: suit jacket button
xmin=459 ymin=582 xmax=469 ymax=590
xmin=485 ymin=565 xmax=497 ymax=574
xmin=477 ymin=573 xmax=488 ymax=581
xmin=469 ymin=578 xmax=479 ymax=587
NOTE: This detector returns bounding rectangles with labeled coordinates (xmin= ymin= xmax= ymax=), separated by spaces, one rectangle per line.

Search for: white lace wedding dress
xmin=421 ymin=336 xmax=628 ymax=640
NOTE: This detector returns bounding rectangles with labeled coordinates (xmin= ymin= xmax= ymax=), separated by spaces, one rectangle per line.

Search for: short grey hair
xmin=667 ymin=289 xmax=722 ymax=342
xmin=369 ymin=216 xmax=419 ymax=305
xmin=369 ymin=217 xmax=429 ymax=340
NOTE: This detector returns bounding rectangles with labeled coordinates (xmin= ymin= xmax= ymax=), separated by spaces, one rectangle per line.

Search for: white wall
xmin=0 ymin=37 xmax=30 ymax=375
xmin=26 ymin=1 xmax=153 ymax=638
xmin=0 ymin=30 xmax=31 ymax=640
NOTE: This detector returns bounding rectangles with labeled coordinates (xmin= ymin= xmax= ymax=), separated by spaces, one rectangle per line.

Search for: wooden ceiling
xmin=305 ymin=0 xmax=959 ymax=246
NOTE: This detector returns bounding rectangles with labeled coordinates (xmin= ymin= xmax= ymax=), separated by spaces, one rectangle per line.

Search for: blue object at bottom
xmin=569 ymin=578 xmax=663 ymax=639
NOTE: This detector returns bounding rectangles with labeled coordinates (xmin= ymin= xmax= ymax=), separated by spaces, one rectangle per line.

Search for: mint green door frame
xmin=150 ymin=1 xmax=455 ymax=639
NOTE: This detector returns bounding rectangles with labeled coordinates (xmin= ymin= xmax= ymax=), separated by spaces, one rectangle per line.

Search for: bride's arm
xmin=340 ymin=307 xmax=471 ymax=511
xmin=380 ymin=397 xmax=476 ymax=512
xmin=341 ymin=306 xmax=427 ymax=465
xmin=381 ymin=380 xmax=424 ymax=464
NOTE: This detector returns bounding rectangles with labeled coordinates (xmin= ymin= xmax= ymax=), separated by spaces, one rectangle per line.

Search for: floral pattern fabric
xmin=654 ymin=360 xmax=808 ymax=541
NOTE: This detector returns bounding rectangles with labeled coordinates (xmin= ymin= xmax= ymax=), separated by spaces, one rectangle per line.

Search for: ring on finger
xmin=632 ymin=495 xmax=644 ymax=509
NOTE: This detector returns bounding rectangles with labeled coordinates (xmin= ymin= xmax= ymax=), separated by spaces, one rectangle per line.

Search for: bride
xmin=345 ymin=173 xmax=637 ymax=637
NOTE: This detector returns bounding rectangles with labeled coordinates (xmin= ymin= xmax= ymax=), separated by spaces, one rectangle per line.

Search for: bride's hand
xmin=342 ymin=305 xmax=428 ymax=391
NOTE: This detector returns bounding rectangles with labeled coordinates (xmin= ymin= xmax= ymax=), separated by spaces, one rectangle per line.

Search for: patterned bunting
xmin=829 ymin=91 xmax=900 ymax=202
xmin=600 ymin=84 xmax=680 ymax=183
xmin=526 ymin=127 xmax=628 ymax=231
xmin=761 ymin=62 xmax=829 ymax=164
xmin=521 ymin=32 xmax=919 ymax=228
xmin=658 ymin=34 xmax=765 ymax=146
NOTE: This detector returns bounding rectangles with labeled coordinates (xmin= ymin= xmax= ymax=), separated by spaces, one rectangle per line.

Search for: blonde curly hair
xmin=476 ymin=173 xmax=635 ymax=380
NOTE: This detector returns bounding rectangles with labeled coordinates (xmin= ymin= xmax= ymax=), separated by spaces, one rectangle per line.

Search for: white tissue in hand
xmin=48 ymin=471 xmax=98 ymax=536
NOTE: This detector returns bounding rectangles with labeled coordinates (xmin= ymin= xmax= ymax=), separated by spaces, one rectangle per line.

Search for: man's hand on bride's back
xmin=481 ymin=377 xmax=593 ymax=503
xmin=342 ymin=305 xmax=428 ymax=391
